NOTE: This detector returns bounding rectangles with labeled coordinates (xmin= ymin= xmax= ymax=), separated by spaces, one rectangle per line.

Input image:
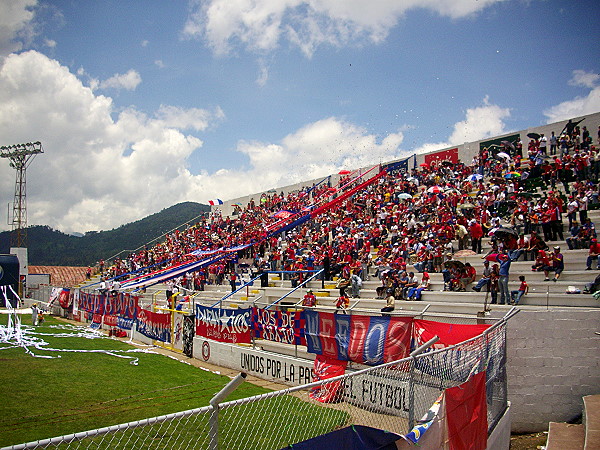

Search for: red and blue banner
xmin=304 ymin=310 xmax=411 ymax=365
xmin=195 ymin=304 xmax=252 ymax=344
xmin=136 ymin=307 xmax=171 ymax=343
xmin=77 ymin=292 xmax=137 ymax=330
xmin=252 ymin=307 xmax=306 ymax=345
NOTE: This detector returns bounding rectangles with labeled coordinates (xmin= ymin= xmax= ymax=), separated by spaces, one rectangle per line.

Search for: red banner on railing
xmin=412 ymin=319 xmax=490 ymax=349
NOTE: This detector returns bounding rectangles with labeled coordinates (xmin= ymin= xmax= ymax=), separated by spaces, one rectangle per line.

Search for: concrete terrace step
xmin=545 ymin=394 xmax=600 ymax=450
xmin=583 ymin=395 xmax=600 ymax=450
xmin=546 ymin=422 xmax=585 ymax=450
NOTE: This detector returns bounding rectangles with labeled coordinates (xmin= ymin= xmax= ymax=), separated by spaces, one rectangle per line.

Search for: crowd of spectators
xmin=98 ymin=120 xmax=600 ymax=307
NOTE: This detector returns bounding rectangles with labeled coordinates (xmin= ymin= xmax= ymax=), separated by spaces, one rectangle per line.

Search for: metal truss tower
xmin=0 ymin=141 xmax=44 ymax=248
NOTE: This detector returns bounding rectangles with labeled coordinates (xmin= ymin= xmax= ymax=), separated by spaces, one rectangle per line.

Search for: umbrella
xmin=406 ymin=176 xmax=418 ymax=182
xmin=493 ymin=227 xmax=518 ymax=240
xmin=441 ymin=161 xmax=454 ymax=167
xmin=427 ymin=186 xmax=443 ymax=194
xmin=458 ymin=203 xmax=475 ymax=209
xmin=496 ymin=152 xmax=511 ymax=160
xmin=504 ymin=171 xmax=521 ymax=179
xmin=465 ymin=174 xmax=483 ymax=182
xmin=338 ymin=170 xmax=351 ymax=175
xmin=419 ymin=163 xmax=429 ymax=168
xmin=445 ymin=188 xmax=460 ymax=194
xmin=490 ymin=177 xmax=505 ymax=184
xmin=527 ymin=132 xmax=541 ymax=140
xmin=444 ymin=260 xmax=465 ymax=269
xmin=398 ymin=193 xmax=412 ymax=200
xmin=501 ymin=140 xmax=515 ymax=151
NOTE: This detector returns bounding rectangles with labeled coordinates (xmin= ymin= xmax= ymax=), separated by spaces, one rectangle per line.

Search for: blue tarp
xmin=283 ymin=425 xmax=400 ymax=450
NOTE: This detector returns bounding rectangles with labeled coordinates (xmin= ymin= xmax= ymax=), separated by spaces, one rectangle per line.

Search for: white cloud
xmin=0 ymin=51 xmax=218 ymax=233
xmin=155 ymin=104 xmax=225 ymax=131
xmin=568 ymin=69 xmax=599 ymax=89
xmin=412 ymin=96 xmax=511 ymax=154
xmin=0 ymin=0 xmax=37 ymax=57
xmin=447 ymin=96 xmax=510 ymax=144
xmin=0 ymin=50 xmax=514 ymax=234
xmin=99 ymin=69 xmax=142 ymax=91
xmin=184 ymin=0 xmax=505 ymax=57
xmin=154 ymin=59 xmax=165 ymax=68
xmin=544 ymin=70 xmax=600 ymax=123
xmin=256 ymin=59 xmax=269 ymax=86
xmin=0 ymin=50 xmax=412 ymax=233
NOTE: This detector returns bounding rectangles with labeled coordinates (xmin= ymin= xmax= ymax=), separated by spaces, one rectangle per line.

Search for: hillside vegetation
xmin=0 ymin=202 xmax=210 ymax=266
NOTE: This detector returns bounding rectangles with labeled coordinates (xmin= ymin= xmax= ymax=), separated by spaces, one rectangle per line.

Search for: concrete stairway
xmin=545 ymin=394 xmax=600 ymax=450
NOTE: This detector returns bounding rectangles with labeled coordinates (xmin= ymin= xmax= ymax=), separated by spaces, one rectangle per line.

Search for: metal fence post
xmin=208 ymin=373 xmax=247 ymax=450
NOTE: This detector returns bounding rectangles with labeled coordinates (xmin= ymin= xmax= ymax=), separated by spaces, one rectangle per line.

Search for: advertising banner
xmin=424 ymin=147 xmax=458 ymax=166
xmin=383 ymin=158 xmax=410 ymax=177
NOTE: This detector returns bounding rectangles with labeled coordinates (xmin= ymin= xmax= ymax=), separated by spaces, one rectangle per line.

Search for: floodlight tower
xmin=0 ymin=141 xmax=44 ymax=247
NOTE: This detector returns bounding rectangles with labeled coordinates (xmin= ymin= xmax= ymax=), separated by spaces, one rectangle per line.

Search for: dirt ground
xmin=510 ymin=432 xmax=548 ymax=449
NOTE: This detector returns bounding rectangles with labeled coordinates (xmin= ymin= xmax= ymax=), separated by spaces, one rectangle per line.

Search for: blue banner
xmin=383 ymin=158 xmax=409 ymax=177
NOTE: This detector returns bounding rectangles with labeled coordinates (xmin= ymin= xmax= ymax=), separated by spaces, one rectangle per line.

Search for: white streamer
xmin=0 ymin=311 xmax=158 ymax=365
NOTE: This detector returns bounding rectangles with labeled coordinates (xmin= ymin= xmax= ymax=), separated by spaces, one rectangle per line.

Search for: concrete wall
xmin=507 ymin=308 xmax=600 ymax=432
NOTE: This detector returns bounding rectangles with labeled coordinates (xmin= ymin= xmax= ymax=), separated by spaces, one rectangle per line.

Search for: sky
xmin=0 ymin=0 xmax=599 ymax=235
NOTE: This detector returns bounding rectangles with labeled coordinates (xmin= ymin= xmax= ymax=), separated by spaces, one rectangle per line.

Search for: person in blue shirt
xmin=490 ymin=249 xmax=523 ymax=305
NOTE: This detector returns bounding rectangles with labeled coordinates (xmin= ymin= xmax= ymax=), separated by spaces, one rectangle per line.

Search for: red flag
xmin=446 ymin=371 xmax=488 ymax=450
xmin=309 ymin=354 xmax=347 ymax=403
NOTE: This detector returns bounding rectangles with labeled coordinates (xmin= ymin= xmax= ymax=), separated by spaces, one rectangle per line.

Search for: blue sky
xmin=0 ymin=0 xmax=598 ymax=234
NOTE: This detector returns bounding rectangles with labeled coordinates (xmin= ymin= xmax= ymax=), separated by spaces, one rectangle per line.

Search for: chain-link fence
xmin=6 ymin=311 xmax=509 ymax=449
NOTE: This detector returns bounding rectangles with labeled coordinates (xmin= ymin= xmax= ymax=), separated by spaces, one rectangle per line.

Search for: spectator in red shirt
xmin=586 ymin=238 xmax=600 ymax=270
xmin=469 ymin=219 xmax=484 ymax=254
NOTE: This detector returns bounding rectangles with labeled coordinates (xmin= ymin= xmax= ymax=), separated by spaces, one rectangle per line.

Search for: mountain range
xmin=0 ymin=202 xmax=210 ymax=266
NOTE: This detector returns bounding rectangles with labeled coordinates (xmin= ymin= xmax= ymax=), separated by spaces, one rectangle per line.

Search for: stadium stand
xmin=29 ymin=112 xmax=600 ymax=438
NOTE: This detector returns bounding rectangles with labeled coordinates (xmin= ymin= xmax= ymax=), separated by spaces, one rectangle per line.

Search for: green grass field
xmin=0 ymin=314 xmax=348 ymax=448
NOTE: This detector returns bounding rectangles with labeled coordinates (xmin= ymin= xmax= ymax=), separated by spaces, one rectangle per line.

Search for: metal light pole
xmin=0 ymin=141 xmax=43 ymax=248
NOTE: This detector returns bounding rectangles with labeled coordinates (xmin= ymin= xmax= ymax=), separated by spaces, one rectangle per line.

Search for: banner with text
xmin=77 ymin=292 xmax=137 ymax=329
xmin=304 ymin=310 xmax=411 ymax=365
xmin=424 ymin=147 xmax=458 ymax=166
xmin=136 ymin=307 xmax=171 ymax=343
xmin=252 ymin=307 xmax=306 ymax=346
xmin=195 ymin=304 xmax=252 ymax=344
